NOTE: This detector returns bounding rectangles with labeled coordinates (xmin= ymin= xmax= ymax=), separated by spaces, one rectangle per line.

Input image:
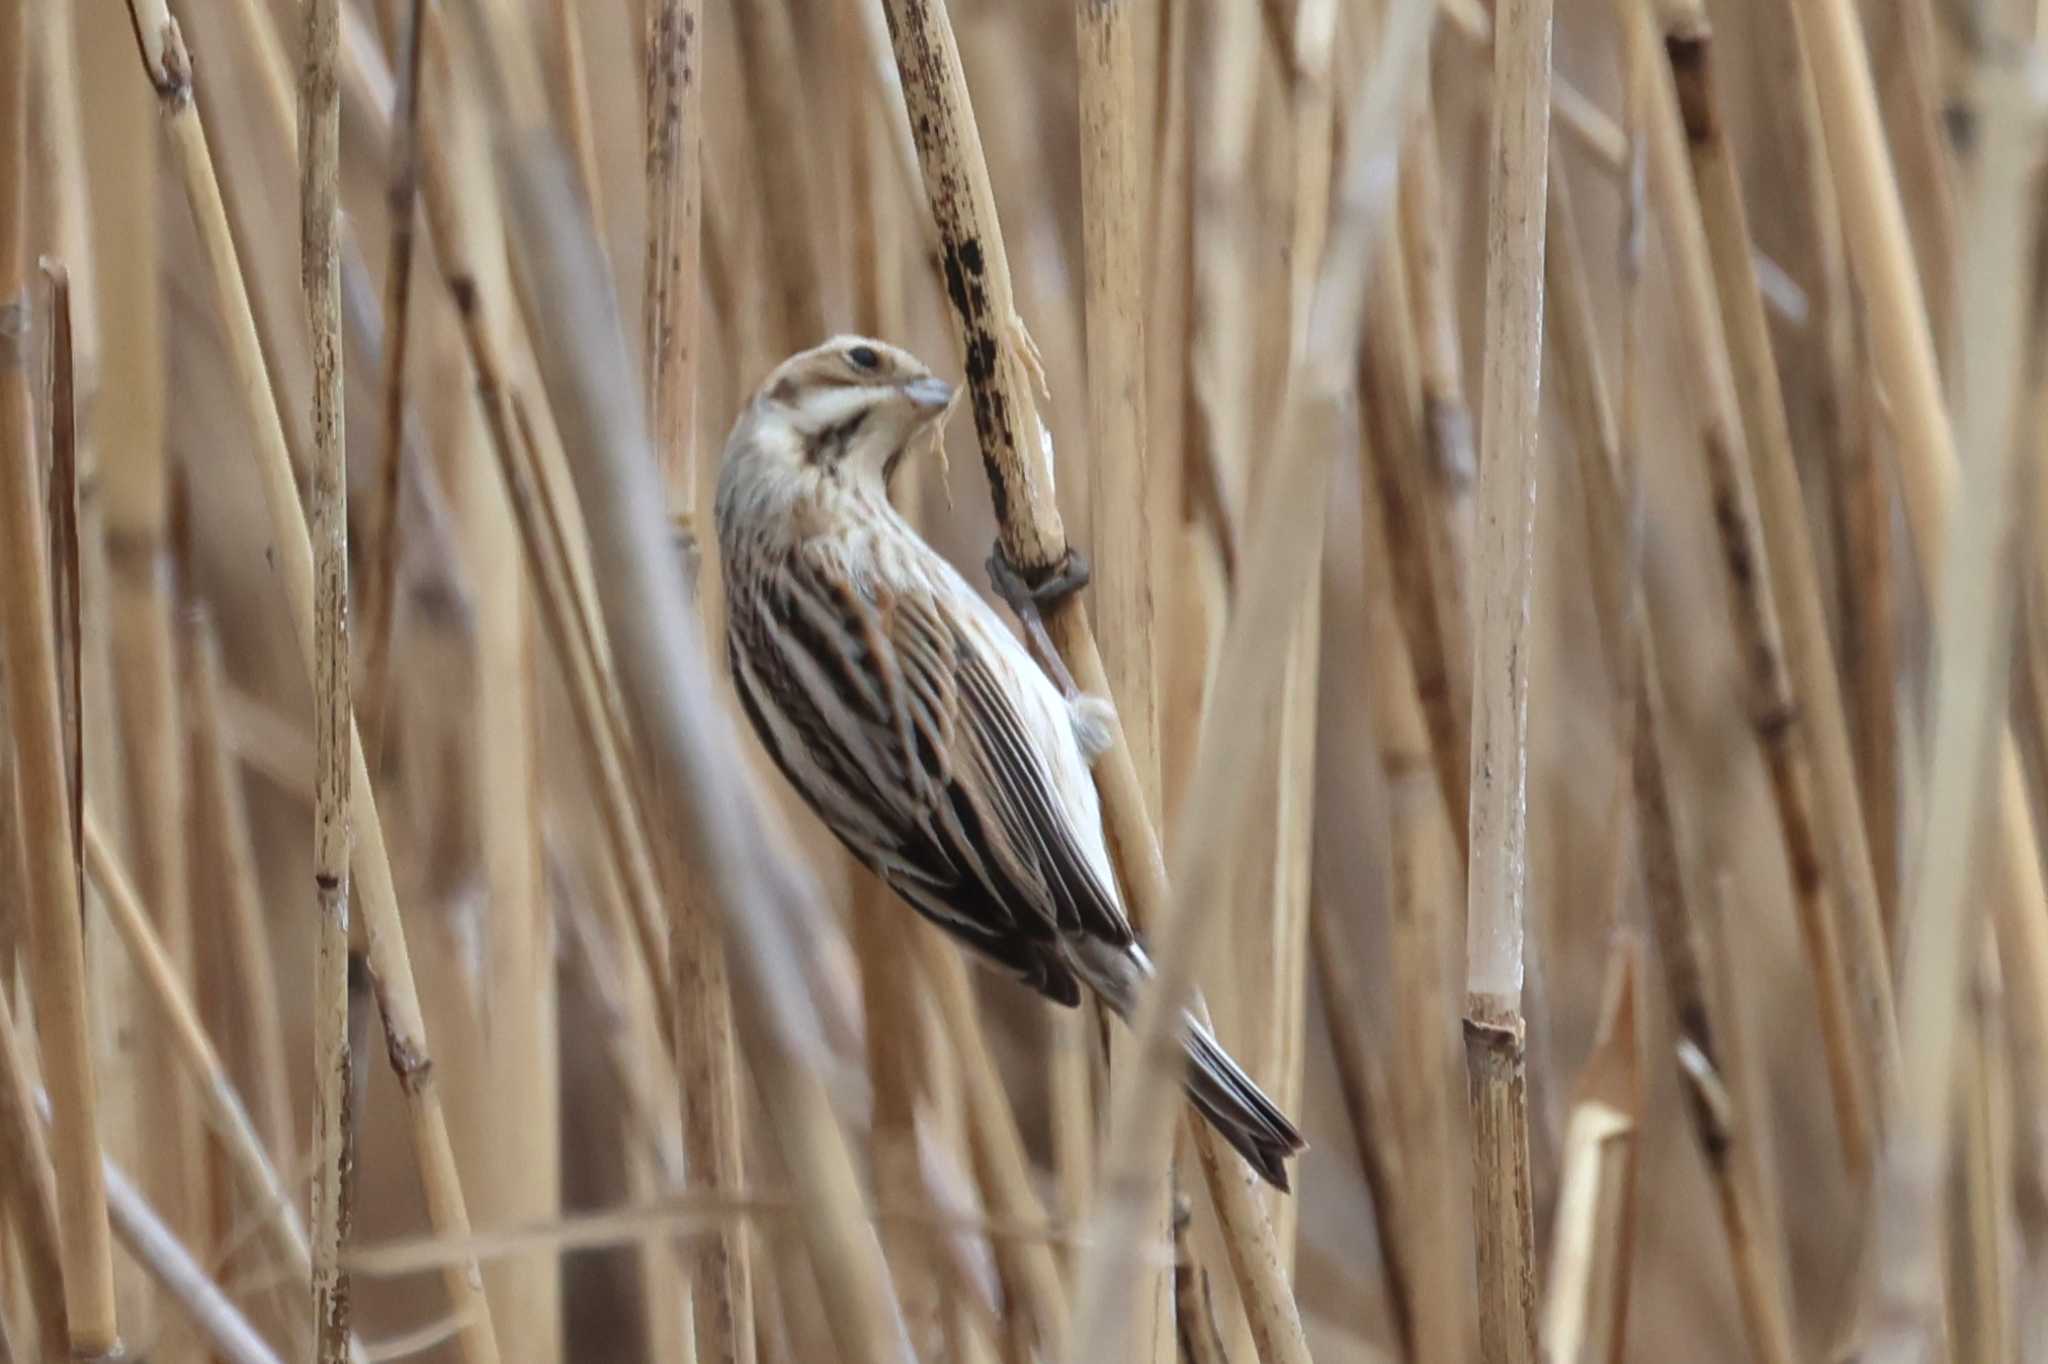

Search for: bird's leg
xmin=986 ymin=541 xmax=1090 ymax=698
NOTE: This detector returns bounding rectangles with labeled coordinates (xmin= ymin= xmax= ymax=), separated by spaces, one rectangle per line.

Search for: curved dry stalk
xmin=112 ymin=10 xmax=502 ymax=1359
xmin=0 ymin=2 xmax=117 ymax=1346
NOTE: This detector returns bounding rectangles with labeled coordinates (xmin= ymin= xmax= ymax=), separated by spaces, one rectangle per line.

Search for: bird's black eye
xmin=848 ymin=345 xmax=880 ymax=372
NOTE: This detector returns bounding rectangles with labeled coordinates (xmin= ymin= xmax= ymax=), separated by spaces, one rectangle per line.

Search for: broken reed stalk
xmin=1353 ymin=422 xmax=1470 ymax=1364
xmin=114 ymin=10 xmax=503 ymax=1358
xmin=359 ymin=0 xmax=427 ymax=754
xmin=1537 ymin=941 xmax=1640 ymax=1364
xmin=300 ymin=0 xmax=355 ymax=1353
xmin=1620 ymin=0 xmax=1876 ymax=1181
xmin=1066 ymin=2 xmax=1436 ymax=1356
xmin=874 ymin=10 xmax=1315 ymax=1334
xmin=1546 ymin=162 xmax=1800 ymax=1364
xmin=1660 ymin=6 xmax=1901 ymax=1114
xmin=0 ymin=0 xmax=118 ymax=1347
xmin=0 ymin=982 xmax=69 ymax=1360
xmin=478 ymin=91 xmax=911 ymax=1357
xmin=1863 ymin=59 xmax=2043 ymax=1362
xmin=1463 ymin=0 xmax=1551 ymax=1357
xmin=99 ymin=1153 xmax=283 ymax=1364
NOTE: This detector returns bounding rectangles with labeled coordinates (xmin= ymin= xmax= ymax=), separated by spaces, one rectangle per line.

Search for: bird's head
xmin=727 ymin=335 xmax=956 ymax=497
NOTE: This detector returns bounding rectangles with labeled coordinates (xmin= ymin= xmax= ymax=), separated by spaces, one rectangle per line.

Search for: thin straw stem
xmin=0 ymin=988 xmax=68 ymax=1359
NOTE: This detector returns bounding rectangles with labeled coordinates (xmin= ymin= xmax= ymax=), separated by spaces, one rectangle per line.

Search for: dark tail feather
xmin=1181 ymin=1017 xmax=1305 ymax=1192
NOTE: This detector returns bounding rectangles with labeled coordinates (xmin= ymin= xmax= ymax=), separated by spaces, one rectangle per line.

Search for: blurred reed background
xmin=3 ymin=0 xmax=2046 ymax=1359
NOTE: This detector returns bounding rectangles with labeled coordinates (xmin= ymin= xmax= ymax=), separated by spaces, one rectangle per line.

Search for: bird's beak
xmin=900 ymin=375 xmax=955 ymax=412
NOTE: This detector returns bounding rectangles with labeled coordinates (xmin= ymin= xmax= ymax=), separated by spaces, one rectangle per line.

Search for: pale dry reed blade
xmin=1537 ymin=940 xmax=1641 ymax=1364
xmin=113 ymin=9 xmax=503 ymax=1357
xmin=1463 ymin=0 xmax=1552 ymax=1357
xmin=0 ymin=1 xmax=117 ymax=1347
xmin=1863 ymin=56 xmax=2044 ymax=1361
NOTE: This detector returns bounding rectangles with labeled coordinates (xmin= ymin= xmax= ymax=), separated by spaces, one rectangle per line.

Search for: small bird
xmin=715 ymin=335 xmax=1304 ymax=1189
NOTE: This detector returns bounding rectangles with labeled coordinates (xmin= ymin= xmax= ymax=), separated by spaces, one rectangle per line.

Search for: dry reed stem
xmin=301 ymin=0 xmax=354 ymax=1352
xmin=1067 ymin=4 xmax=1436 ymax=1355
xmin=98 ymin=1153 xmax=282 ymax=1364
xmin=641 ymin=3 xmax=756 ymax=1355
xmin=1660 ymin=8 xmax=1903 ymax=1129
xmin=877 ymin=9 xmax=1311 ymax=1331
xmin=0 ymin=4 xmax=117 ymax=1346
xmin=1546 ymin=154 xmax=1800 ymax=1364
xmin=0 ymin=980 xmax=68 ymax=1359
xmin=909 ymin=929 xmax=1071 ymax=1361
xmin=359 ymin=0 xmax=427 ymax=755
xmin=114 ymin=11 xmax=503 ymax=1358
xmin=482 ymin=107 xmax=911 ymax=1362
xmin=1434 ymin=0 xmax=1627 ymax=175
xmin=182 ymin=610 xmax=294 ymax=1173
xmin=1308 ymin=922 xmax=1416 ymax=1358
xmin=1537 ymin=940 xmax=1640 ymax=1364
xmin=1463 ymin=0 xmax=1551 ymax=1356
xmin=1863 ymin=57 xmax=2043 ymax=1362
xmin=646 ymin=0 xmax=704 ymax=516
xmin=1621 ymin=0 xmax=1874 ymax=1180
xmin=1877 ymin=0 xmax=1959 ymax=374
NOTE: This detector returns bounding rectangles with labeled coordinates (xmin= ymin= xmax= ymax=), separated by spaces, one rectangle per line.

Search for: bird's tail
xmin=1180 ymin=1016 xmax=1306 ymax=1191
xmin=1073 ymin=937 xmax=1305 ymax=1191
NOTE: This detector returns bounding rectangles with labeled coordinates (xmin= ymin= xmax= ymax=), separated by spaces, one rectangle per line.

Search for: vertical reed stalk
xmin=0 ymin=2 xmax=117 ymax=1347
xmin=301 ymin=0 xmax=353 ymax=1354
xmin=115 ymin=10 xmax=503 ymax=1356
xmin=1463 ymin=0 xmax=1550 ymax=1358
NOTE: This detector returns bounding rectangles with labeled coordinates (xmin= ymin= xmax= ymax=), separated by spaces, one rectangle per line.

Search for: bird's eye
xmin=848 ymin=345 xmax=880 ymax=372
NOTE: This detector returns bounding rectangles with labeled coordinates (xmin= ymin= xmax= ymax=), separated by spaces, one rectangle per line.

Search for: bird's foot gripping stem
xmin=985 ymin=542 xmax=1090 ymax=698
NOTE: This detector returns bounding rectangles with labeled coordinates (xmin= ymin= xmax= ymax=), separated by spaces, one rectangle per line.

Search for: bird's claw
xmin=984 ymin=543 xmax=1091 ymax=616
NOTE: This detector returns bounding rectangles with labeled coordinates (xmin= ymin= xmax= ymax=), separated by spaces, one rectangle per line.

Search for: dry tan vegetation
xmin=4 ymin=0 xmax=2048 ymax=1360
